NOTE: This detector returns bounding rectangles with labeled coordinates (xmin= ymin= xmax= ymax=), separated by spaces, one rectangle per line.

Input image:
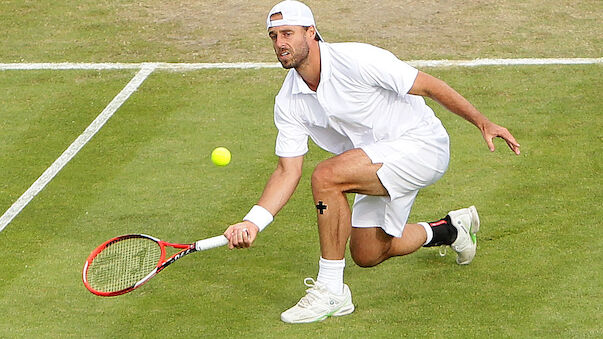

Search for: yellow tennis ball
xmin=211 ymin=147 xmax=231 ymax=166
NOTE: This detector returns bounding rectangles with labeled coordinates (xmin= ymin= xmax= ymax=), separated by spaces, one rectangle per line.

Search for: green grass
xmin=1 ymin=0 xmax=601 ymax=337
xmin=2 ymin=0 xmax=601 ymax=62
xmin=1 ymin=65 xmax=601 ymax=337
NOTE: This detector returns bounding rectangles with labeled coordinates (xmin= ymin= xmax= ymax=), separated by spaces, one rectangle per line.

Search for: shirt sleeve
xmin=273 ymin=101 xmax=309 ymax=157
xmin=356 ymin=45 xmax=419 ymax=96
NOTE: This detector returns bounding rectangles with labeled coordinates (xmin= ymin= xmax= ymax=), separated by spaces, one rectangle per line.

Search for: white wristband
xmin=243 ymin=205 xmax=273 ymax=232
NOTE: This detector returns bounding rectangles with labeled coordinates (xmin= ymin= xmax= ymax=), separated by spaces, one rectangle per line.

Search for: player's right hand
xmin=224 ymin=221 xmax=259 ymax=249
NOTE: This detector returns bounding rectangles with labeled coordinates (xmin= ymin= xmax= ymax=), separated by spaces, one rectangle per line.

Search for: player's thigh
xmin=311 ymin=148 xmax=388 ymax=196
xmin=361 ymin=137 xmax=449 ymax=201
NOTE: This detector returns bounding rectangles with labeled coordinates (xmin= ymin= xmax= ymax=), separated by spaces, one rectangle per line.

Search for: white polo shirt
xmin=273 ymin=41 xmax=444 ymax=157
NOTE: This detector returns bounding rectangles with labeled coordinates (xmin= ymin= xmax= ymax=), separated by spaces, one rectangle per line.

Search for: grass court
xmin=1 ymin=0 xmax=601 ymax=337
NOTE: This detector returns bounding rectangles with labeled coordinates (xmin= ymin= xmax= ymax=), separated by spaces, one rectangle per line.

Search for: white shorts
xmin=353 ymin=122 xmax=450 ymax=237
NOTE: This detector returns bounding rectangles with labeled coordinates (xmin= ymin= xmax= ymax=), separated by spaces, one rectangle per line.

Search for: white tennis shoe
xmin=448 ymin=205 xmax=480 ymax=265
xmin=280 ymin=278 xmax=355 ymax=323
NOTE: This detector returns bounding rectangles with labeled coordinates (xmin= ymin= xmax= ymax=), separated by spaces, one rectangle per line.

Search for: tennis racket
xmin=82 ymin=234 xmax=228 ymax=296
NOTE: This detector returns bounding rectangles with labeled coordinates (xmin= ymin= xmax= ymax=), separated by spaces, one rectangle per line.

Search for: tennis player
xmin=224 ymin=0 xmax=521 ymax=323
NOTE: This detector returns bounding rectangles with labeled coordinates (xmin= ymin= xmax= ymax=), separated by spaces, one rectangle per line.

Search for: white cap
xmin=266 ymin=0 xmax=323 ymax=41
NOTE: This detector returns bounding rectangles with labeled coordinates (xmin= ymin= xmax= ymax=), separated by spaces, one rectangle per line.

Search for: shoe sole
xmin=332 ymin=303 xmax=355 ymax=317
xmin=468 ymin=205 xmax=480 ymax=244
xmin=454 ymin=206 xmax=480 ymax=265
xmin=312 ymin=303 xmax=354 ymax=322
xmin=282 ymin=303 xmax=355 ymax=324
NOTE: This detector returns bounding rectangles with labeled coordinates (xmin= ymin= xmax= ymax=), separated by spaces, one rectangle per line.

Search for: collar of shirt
xmin=291 ymin=41 xmax=332 ymax=95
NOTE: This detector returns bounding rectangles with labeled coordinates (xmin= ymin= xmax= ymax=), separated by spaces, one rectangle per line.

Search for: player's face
xmin=268 ymin=25 xmax=310 ymax=69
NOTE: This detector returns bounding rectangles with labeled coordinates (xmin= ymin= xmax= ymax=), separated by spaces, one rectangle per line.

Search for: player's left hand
xmin=480 ymin=121 xmax=521 ymax=155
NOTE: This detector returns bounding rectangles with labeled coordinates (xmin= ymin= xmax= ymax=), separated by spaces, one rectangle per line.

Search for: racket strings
xmin=87 ymin=237 xmax=161 ymax=292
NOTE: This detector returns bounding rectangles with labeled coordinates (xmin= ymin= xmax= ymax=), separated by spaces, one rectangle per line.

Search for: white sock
xmin=419 ymin=222 xmax=433 ymax=246
xmin=316 ymin=257 xmax=345 ymax=295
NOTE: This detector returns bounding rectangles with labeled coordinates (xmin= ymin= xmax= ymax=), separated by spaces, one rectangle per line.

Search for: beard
xmin=277 ymin=40 xmax=310 ymax=69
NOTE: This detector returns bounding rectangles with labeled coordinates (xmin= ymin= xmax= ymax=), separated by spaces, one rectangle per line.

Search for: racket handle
xmin=195 ymin=235 xmax=229 ymax=251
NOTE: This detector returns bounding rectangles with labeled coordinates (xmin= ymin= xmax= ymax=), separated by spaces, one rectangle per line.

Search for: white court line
xmin=410 ymin=57 xmax=603 ymax=67
xmin=0 ymin=62 xmax=281 ymax=70
xmin=0 ymin=64 xmax=156 ymax=232
xmin=0 ymin=58 xmax=601 ymax=71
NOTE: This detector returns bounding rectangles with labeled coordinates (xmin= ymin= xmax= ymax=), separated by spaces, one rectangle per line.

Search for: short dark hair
xmin=304 ymin=26 xmax=321 ymax=41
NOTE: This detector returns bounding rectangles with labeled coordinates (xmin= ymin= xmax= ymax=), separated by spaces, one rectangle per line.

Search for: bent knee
xmin=351 ymin=253 xmax=380 ymax=268
xmin=350 ymin=244 xmax=387 ymax=268
xmin=350 ymin=228 xmax=393 ymax=267
xmin=311 ymin=161 xmax=338 ymax=192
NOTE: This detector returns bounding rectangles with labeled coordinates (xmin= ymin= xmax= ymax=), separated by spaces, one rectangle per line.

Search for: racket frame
xmin=83 ymin=234 xmax=197 ymax=297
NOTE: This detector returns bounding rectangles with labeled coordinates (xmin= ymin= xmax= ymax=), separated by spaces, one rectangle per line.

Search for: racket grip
xmin=195 ymin=235 xmax=229 ymax=251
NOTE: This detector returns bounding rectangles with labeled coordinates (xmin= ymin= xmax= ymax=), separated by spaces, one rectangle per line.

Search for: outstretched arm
xmin=409 ymin=71 xmax=520 ymax=155
xmin=224 ymin=155 xmax=304 ymax=249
